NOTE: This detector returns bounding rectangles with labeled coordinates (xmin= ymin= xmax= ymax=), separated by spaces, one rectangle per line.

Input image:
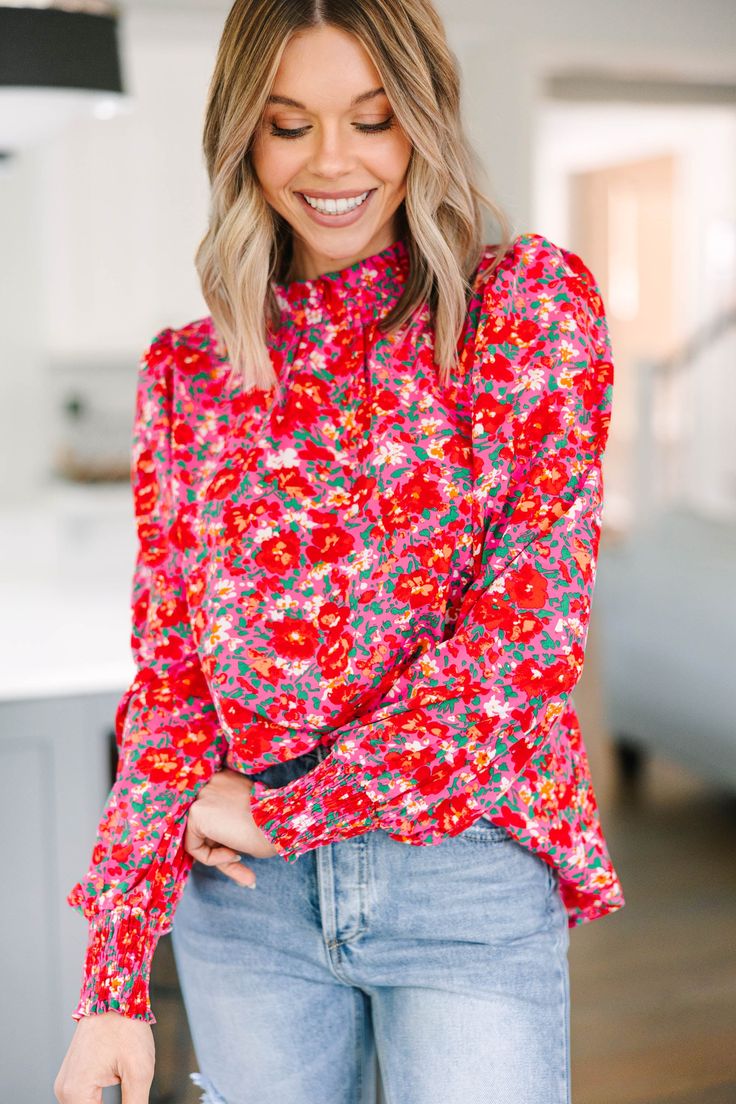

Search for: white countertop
xmin=0 ymin=481 xmax=138 ymax=702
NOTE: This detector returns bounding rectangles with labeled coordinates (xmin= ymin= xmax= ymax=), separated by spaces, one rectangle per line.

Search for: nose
xmin=307 ymin=120 xmax=357 ymax=179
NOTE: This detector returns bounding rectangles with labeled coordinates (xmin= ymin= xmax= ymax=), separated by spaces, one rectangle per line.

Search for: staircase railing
xmin=633 ymin=304 xmax=736 ymax=529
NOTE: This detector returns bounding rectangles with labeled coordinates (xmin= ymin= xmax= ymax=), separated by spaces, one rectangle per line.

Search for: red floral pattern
xmin=67 ymin=231 xmax=626 ymax=1024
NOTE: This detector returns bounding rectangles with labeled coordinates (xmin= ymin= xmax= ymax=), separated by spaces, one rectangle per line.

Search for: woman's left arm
xmin=248 ymin=234 xmax=614 ymax=856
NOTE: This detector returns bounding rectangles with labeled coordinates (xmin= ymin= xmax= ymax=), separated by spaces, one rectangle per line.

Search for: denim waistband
xmin=242 ymin=743 xmax=327 ymax=791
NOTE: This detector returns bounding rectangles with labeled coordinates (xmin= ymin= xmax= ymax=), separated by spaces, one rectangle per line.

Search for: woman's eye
xmin=356 ymin=118 xmax=395 ymax=134
xmin=268 ymin=124 xmax=309 ymax=140
xmin=268 ymin=117 xmax=395 ymax=140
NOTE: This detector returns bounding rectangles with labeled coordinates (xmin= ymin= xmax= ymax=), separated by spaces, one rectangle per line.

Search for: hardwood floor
xmin=570 ymin=754 xmax=736 ymax=1104
xmin=149 ymin=749 xmax=736 ymax=1104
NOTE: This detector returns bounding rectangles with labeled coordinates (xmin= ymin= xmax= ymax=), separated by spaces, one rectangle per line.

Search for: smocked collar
xmin=272 ymin=235 xmax=410 ymax=326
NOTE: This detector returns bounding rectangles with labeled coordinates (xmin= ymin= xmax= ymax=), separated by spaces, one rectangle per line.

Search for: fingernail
xmin=246 ymin=880 xmax=256 ymax=889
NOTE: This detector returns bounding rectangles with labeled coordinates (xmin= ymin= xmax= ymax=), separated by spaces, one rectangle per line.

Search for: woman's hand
xmin=54 ymin=1010 xmax=154 ymax=1103
xmin=183 ymin=768 xmax=280 ymax=887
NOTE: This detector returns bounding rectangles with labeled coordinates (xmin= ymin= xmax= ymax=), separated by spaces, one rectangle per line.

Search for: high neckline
xmin=272 ymin=235 xmax=410 ymax=325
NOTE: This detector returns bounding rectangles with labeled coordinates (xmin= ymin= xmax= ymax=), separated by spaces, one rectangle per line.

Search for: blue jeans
xmin=171 ymin=744 xmax=571 ymax=1104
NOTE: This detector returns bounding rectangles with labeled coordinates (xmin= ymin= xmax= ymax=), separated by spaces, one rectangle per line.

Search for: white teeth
xmin=302 ymin=190 xmax=370 ymax=214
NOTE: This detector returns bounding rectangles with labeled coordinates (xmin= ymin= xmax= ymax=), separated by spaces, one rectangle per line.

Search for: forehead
xmin=267 ymin=87 xmax=387 ymax=111
xmin=269 ymin=26 xmax=388 ymax=111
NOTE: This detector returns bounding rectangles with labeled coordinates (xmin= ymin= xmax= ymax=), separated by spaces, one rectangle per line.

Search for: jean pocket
xmin=454 ymin=815 xmax=512 ymax=843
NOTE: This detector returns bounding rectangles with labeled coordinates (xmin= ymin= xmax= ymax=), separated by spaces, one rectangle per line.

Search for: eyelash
xmin=269 ymin=118 xmax=395 ymax=140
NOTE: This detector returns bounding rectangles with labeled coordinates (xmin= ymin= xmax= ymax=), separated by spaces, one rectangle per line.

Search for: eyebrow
xmin=266 ymin=87 xmax=387 ymax=110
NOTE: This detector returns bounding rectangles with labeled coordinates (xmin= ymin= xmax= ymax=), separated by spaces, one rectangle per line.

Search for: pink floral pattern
xmin=68 ymin=231 xmax=626 ymax=1024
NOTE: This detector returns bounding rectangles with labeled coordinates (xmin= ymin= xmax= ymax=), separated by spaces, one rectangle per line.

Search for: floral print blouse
xmin=67 ymin=230 xmax=626 ymax=1024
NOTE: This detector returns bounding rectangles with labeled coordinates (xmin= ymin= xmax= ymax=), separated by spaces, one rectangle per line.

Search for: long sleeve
xmin=249 ymin=235 xmax=614 ymax=858
xmin=66 ymin=328 xmax=228 ymax=1024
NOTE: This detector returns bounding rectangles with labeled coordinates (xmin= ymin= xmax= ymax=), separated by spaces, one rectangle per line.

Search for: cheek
xmin=379 ymin=152 xmax=414 ymax=193
xmin=377 ymin=135 xmax=412 ymax=187
xmin=252 ymin=139 xmax=300 ymax=193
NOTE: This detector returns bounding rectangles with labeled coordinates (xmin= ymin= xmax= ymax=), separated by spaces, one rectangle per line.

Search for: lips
xmin=295 ymin=187 xmax=378 ymax=226
xmin=297 ymin=188 xmax=376 ymax=201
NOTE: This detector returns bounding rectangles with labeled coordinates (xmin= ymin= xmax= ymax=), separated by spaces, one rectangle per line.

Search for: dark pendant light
xmin=0 ymin=0 xmax=125 ymax=156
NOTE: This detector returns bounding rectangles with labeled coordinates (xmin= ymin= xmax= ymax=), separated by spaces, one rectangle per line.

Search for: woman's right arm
xmin=55 ymin=329 xmax=229 ymax=1099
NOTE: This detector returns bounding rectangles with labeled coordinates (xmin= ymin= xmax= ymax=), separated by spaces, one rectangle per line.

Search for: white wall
xmin=0 ymin=146 xmax=47 ymax=499
xmin=40 ymin=8 xmax=224 ymax=356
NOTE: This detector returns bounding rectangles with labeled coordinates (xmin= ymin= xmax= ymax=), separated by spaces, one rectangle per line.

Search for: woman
xmin=55 ymin=3 xmax=626 ymax=1102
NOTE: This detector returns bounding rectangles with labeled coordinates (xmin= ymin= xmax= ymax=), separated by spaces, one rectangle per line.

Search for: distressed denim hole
xmin=190 ymin=1070 xmax=228 ymax=1104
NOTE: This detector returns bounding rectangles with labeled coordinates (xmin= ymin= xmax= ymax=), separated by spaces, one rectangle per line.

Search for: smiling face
xmin=251 ymin=24 xmax=413 ymax=281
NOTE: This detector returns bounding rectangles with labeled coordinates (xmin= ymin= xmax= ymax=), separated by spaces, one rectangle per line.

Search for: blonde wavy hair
xmin=196 ymin=0 xmax=514 ymax=393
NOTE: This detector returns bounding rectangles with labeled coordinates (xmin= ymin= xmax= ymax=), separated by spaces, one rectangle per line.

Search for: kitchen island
xmin=0 ymin=480 xmax=137 ymax=1101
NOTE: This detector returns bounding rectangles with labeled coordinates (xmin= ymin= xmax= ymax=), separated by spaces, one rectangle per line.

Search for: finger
xmin=187 ymin=837 xmax=240 ymax=866
xmin=183 ymin=822 xmax=201 ymax=858
xmin=55 ymin=1086 xmax=103 ymax=1104
xmin=218 ymin=859 xmax=256 ymax=887
xmin=121 ymin=1078 xmax=151 ymax=1104
xmin=120 ymin=1067 xmax=153 ymax=1104
xmin=200 ymin=843 xmax=243 ymax=867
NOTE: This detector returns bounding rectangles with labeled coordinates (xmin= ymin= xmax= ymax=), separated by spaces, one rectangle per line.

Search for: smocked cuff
xmin=71 ymin=906 xmax=160 ymax=1025
xmin=248 ymin=757 xmax=385 ymax=861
